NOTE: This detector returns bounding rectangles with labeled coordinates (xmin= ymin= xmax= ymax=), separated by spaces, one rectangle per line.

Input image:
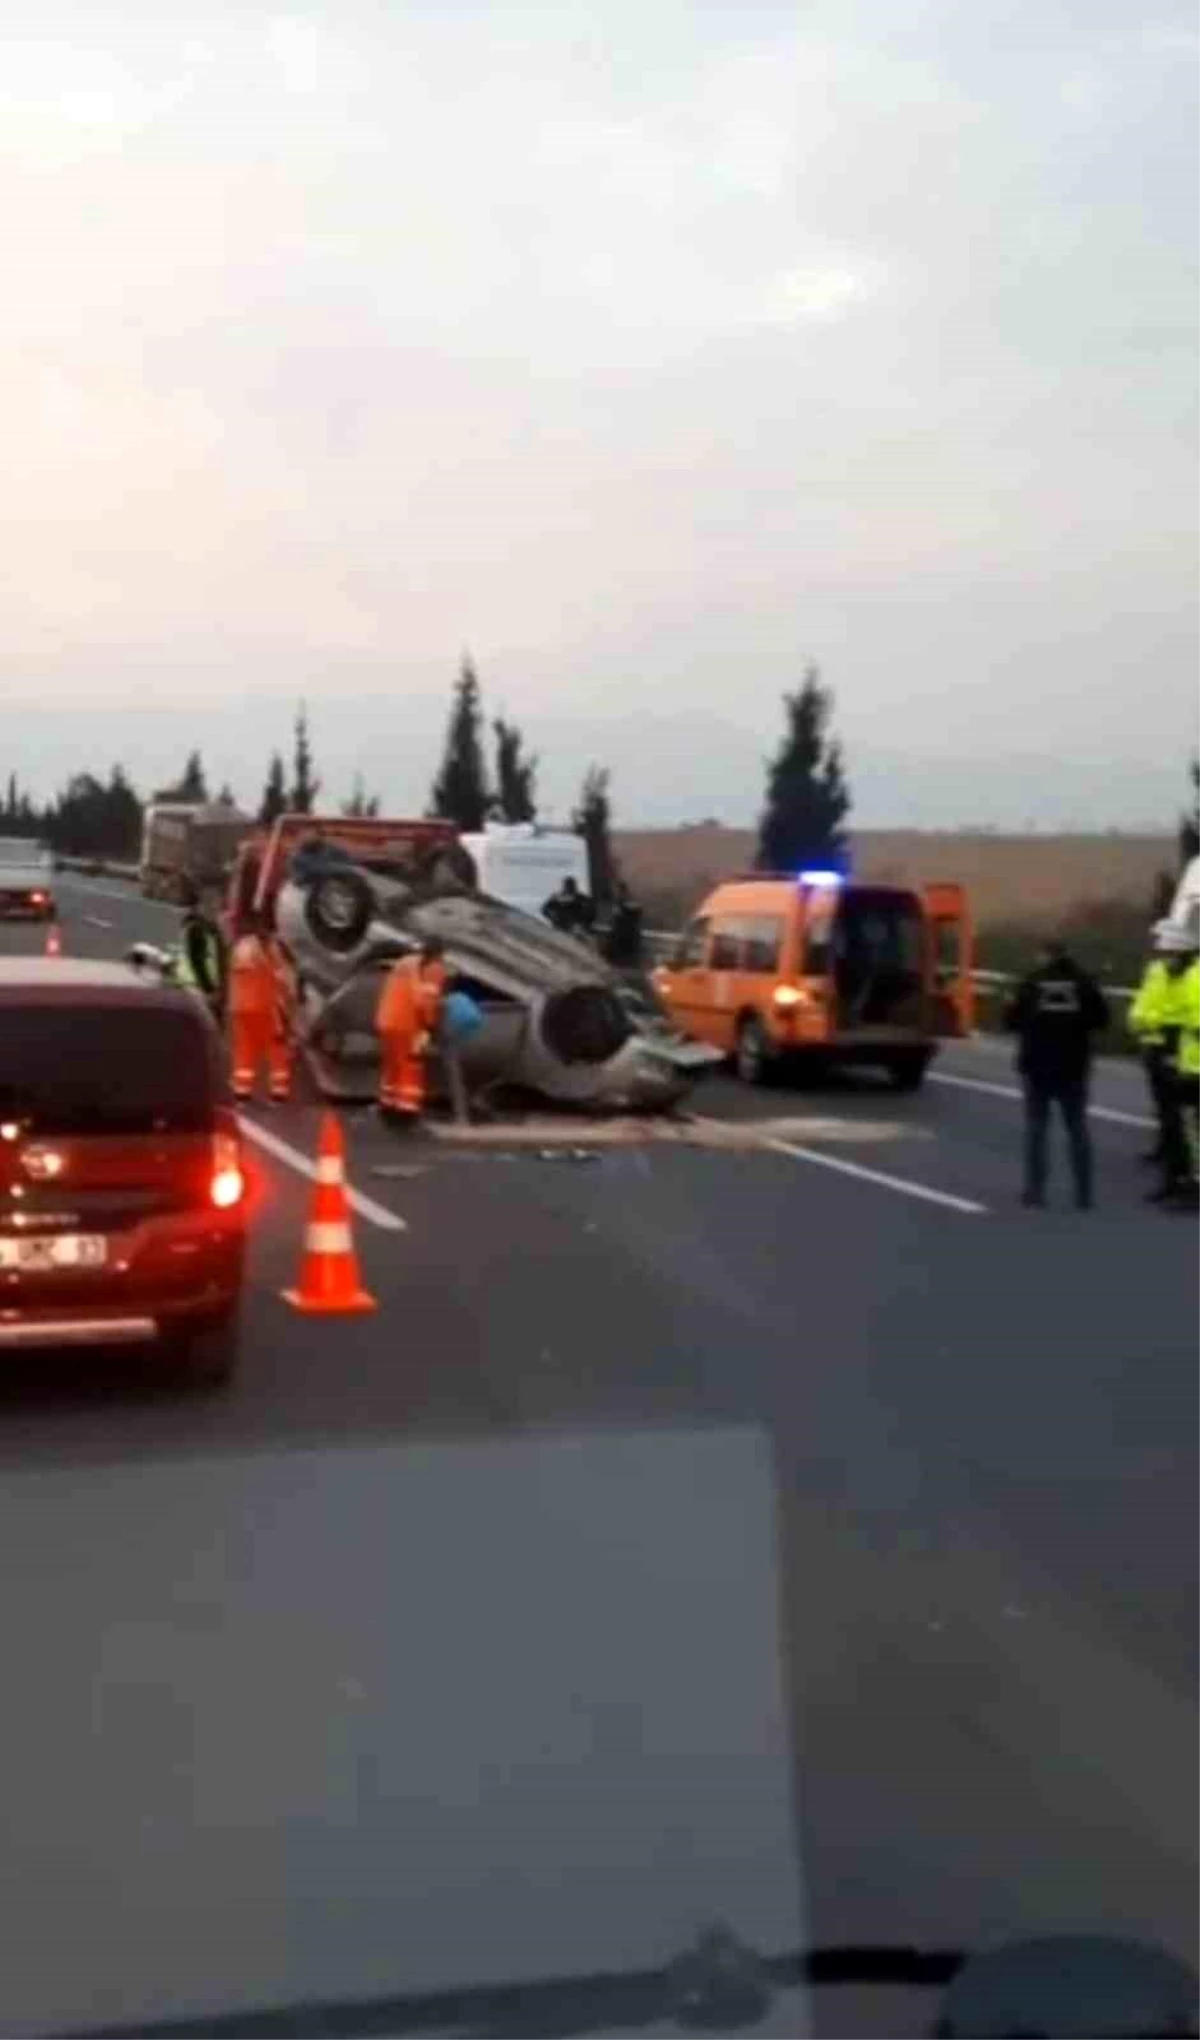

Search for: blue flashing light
xmin=797 ymin=868 xmax=844 ymax=888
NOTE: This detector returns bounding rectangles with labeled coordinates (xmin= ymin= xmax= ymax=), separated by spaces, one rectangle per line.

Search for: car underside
xmin=273 ymin=855 xmax=721 ymax=1112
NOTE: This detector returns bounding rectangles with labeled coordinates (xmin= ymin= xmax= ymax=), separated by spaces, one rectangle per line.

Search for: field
xmin=615 ymin=827 xmax=1174 ymax=945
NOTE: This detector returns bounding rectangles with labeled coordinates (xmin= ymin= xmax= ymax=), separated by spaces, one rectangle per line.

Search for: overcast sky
xmin=2 ymin=0 xmax=1196 ymax=827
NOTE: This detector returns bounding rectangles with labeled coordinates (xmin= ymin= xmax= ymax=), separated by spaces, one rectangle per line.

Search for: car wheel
xmin=417 ymin=841 xmax=477 ymax=894
xmin=305 ymin=870 xmax=375 ymax=952
xmin=886 ymin=1050 xmax=931 ymax=1091
xmin=735 ymin=1015 xmax=773 ymax=1086
xmin=171 ymin=1315 xmax=241 ymax=1389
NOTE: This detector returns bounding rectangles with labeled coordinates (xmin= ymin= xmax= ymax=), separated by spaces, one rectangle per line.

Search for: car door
xmin=924 ymin=883 xmax=974 ymax=1036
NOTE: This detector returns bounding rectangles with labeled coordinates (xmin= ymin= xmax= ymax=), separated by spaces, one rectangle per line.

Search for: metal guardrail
xmin=53 ymin=873 xmax=1137 ymax=1003
xmin=58 ymin=856 xmax=140 ymax=880
xmin=641 ymin=929 xmax=1135 ymax=1000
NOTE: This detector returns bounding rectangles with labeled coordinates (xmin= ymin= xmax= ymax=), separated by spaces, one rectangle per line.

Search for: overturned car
xmin=251 ymin=820 xmax=721 ymax=1111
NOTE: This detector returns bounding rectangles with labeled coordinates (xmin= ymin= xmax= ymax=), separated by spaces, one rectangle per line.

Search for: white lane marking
xmin=237 ymin=1115 xmax=408 ymax=1231
xmin=767 ymin=1138 xmax=987 ymax=1215
xmin=83 ymin=915 xmax=113 ymax=930
xmin=930 ymin=1071 xmax=1154 ymax=1130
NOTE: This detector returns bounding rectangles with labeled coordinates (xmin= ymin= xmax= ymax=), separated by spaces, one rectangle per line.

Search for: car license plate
xmin=0 ymin=1234 xmax=108 ymax=1272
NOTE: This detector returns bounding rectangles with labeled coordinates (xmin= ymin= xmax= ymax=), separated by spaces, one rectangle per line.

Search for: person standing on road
xmin=542 ymin=876 xmax=595 ymax=939
xmin=1126 ymin=922 xmax=1191 ymax=1191
xmin=1149 ymin=924 xmax=1200 ymax=1209
xmin=177 ymin=884 xmax=226 ymax=1021
xmin=227 ymin=910 xmax=292 ymax=1106
xmin=265 ymin=923 xmax=298 ymax=1105
xmin=376 ymin=936 xmax=447 ymax=1122
xmin=1005 ymin=936 xmax=1110 ymax=1209
xmin=603 ymin=880 xmax=645 ymax=969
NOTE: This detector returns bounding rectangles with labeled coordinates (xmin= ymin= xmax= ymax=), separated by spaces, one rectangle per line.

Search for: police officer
xmin=176 ymin=884 xmax=226 ymax=1020
xmin=1173 ymin=941 xmax=1200 ymax=1209
xmin=603 ymin=880 xmax=645 ymax=968
xmin=1005 ymin=936 xmax=1110 ymax=1209
xmin=1126 ymin=913 xmax=1191 ymax=1191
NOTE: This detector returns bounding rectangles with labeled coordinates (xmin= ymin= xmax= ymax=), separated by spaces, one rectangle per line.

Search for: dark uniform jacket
xmin=1005 ymin=958 xmax=1110 ymax=1086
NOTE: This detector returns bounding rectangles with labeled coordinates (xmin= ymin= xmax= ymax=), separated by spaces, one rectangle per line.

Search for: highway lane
xmin=0 ymin=876 xmax=1194 ymax=2033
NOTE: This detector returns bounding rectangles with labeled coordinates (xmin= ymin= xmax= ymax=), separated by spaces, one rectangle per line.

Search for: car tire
xmin=735 ymin=1015 xmax=773 ymax=1086
xmin=886 ymin=1050 xmax=931 ymax=1092
xmin=417 ymin=841 xmax=477 ymax=894
xmin=172 ymin=1314 xmax=241 ymax=1389
xmin=305 ymin=870 xmax=376 ymax=952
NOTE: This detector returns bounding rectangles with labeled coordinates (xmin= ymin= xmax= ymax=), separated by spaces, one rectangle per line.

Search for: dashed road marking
xmin=930 ymin=1071 xmax=1153 ymax=1129
xmin=767 ymin=1137 xmax=987 ymax=1214
xmin=237 ymin=1116 xmax=408 ymax=1231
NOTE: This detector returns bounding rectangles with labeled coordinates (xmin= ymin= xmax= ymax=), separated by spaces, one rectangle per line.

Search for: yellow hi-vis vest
xmin=1128 ymin=960 xmax=1171 ymax=1045
xmin=1176 ymin=960 xmax=1200 ymax=1079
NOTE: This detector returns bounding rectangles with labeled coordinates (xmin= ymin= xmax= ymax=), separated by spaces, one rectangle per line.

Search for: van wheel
xmin=735 ymin=1016 xmax=773 ymax=1086
xmin=886 ymin=1050 xmax=931 ymax=1092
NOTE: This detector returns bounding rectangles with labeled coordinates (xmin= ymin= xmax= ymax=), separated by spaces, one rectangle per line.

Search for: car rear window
xmin=0 ymin=1003 xmax=222 ymax=1133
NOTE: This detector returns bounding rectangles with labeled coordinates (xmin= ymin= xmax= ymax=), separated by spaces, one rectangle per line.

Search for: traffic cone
xmin=283 ymin=1113 xmax=377 ymax=1315
xmin=45 ymin=922 xmax=62 ymax=958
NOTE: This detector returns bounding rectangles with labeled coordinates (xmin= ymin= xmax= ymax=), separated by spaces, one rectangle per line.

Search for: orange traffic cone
xmin=45 ymin=922 xmax=62 ymax=957
xmin=283 ymin=1113 xmax=377 ymax=1315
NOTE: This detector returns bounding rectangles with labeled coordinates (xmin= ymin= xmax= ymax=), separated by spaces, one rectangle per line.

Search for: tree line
xmin=7 ymin=657 xmax=1193 ymax=907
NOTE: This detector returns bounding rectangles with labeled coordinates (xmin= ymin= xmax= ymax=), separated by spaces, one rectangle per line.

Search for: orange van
xmin=654 ymin=873 xmax=973 ymax=1088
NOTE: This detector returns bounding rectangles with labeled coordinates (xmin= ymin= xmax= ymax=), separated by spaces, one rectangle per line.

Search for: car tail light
xmin=30 ymin=891 xmax=47 ymax=906
xmin=210 ymin=1130 xmax=245 ymax=1209
xmin=773 ymin=986 xmax=807 ymax=1009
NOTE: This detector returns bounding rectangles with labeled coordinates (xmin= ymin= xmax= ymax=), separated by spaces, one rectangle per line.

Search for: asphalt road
xmin=0 ymin=876 xmax=1195 ymax=2037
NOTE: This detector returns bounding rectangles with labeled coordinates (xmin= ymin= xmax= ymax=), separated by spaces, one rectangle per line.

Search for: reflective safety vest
xmin=163 ymin=945 xmax=201 ymax=997
xmin=175 ymin=925 xmax=222 ymax=996
xmin=1176 ymin=960 xmax=1200 ymax=1079
xmin=1128 ymin=959 xmax=1171 ymax=1046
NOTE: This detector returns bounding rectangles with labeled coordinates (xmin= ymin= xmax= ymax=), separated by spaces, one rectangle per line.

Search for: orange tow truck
xmin=223 ymin=814 xmax=463 ymax=939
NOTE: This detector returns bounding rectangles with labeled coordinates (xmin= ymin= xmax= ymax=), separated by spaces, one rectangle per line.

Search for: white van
xmin=459 ymin=823 xmax=590 ymax=920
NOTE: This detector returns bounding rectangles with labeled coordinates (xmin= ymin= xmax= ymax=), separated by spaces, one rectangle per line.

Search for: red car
xmin=0 ymin=960 xmax=247 ymax=1383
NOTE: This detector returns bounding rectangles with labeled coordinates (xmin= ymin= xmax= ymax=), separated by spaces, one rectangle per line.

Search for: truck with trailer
xmin=139 ymin=801 xmax=254 ymax=904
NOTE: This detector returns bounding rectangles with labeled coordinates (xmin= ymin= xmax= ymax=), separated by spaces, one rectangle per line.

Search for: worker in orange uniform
xmin=376 ymin=937 xmax=447 ymax=1122
xmin=265 ymin=925 xmax=299 ymax=1105
xmin=227 ymin=911 xmax=294 ymax=1106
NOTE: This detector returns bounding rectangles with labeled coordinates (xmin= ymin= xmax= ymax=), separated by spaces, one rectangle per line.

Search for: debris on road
xmin=676 ymin=1113 xmax=924 ymax=1149
xmin=430 ymin=1117 xmax=648 ymax=1150
xmin=426 ymin=1111 xmax=916 ymax=1154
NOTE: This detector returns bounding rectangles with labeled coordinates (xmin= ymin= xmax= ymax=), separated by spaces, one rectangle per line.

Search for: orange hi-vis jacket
xmin=228 ymin=933 xmax=276 ymax=1019
xmin=376 ymin=955 xmax=447 ymax=1052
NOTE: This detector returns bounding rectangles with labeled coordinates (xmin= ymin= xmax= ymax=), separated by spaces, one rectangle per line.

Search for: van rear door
xmin=924 ymin=884 xmax=974 ymax=1036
